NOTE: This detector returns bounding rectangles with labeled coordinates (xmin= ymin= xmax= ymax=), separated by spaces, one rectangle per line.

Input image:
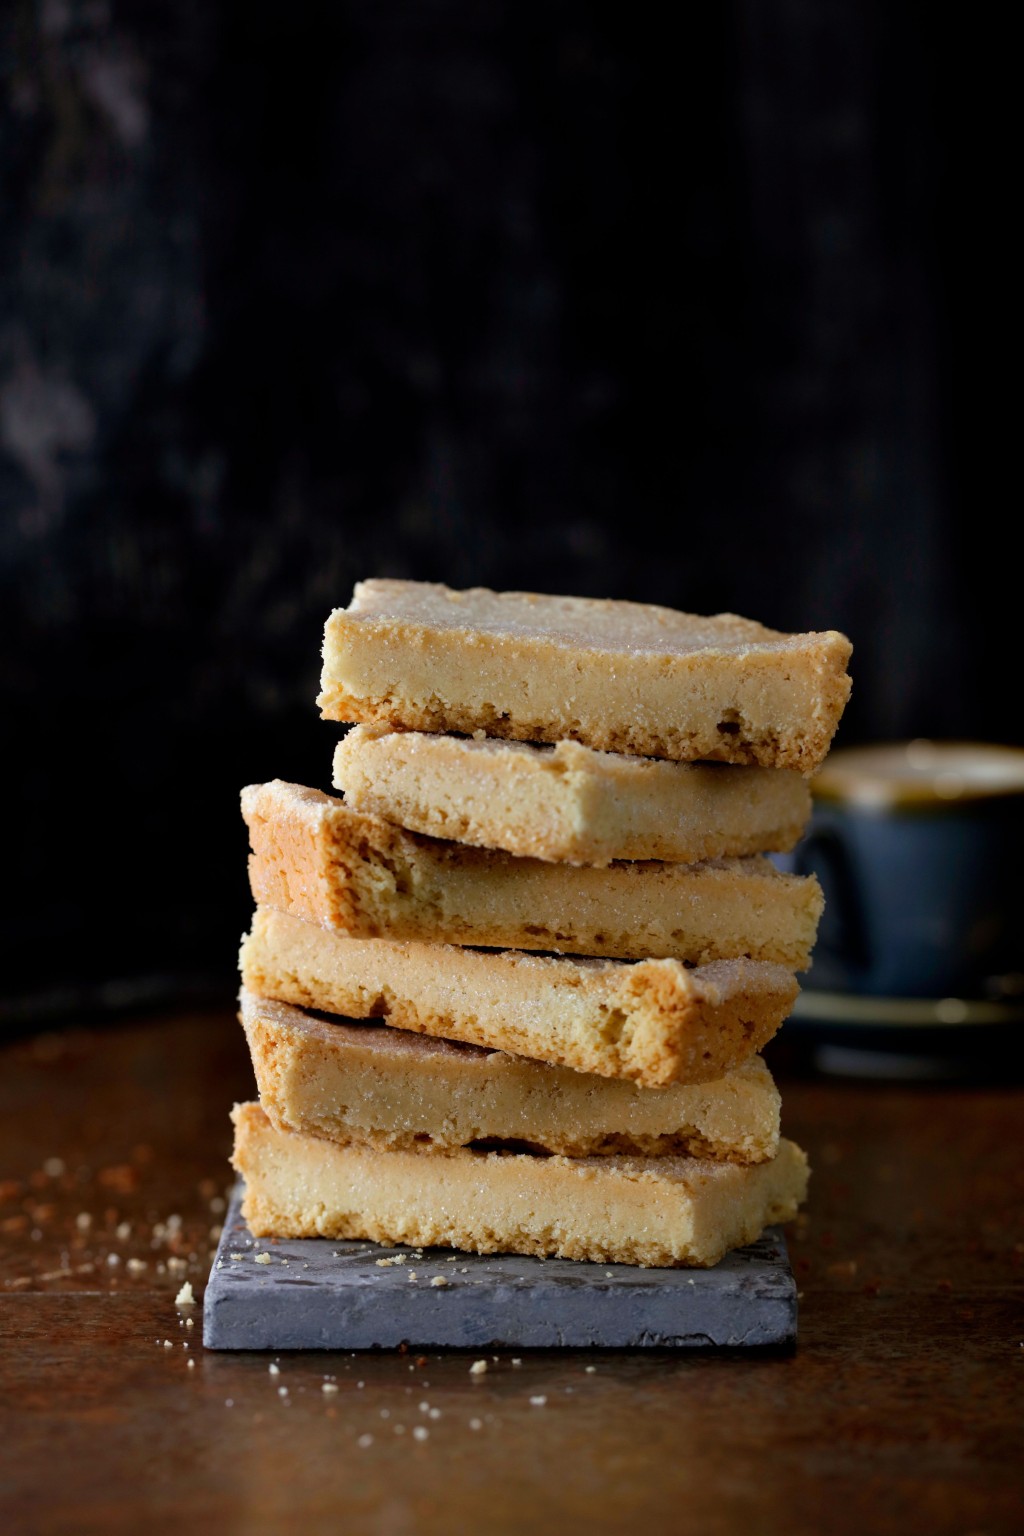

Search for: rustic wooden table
xmin=1 ymin=1007 xmax=1021 ymax=1536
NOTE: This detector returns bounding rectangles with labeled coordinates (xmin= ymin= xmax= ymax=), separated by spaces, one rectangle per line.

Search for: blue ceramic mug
xmin=779 ymin=740 xmax=1024 ymax=1006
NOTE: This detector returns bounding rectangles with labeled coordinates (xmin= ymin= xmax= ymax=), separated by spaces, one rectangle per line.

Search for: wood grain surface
xmin=1 ymin=1010 xmax=1021 ymax=1536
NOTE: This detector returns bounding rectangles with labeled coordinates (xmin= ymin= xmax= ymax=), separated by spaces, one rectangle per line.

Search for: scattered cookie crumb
xmin=469 ymin=1360 xmax=488 ymax=1376
xmin=254 ymin=1252 xmax=272 ymax=1266
xmin=429 ymin=1276 xmax=448 ymax=1288
xmin=469 ymin=1418 xmax=482 ymax=1431
xmin=357 ymin=1434 xmax=374 ymax=1449
xmin=585 ymin=1365 xmax=596 ymax=1374
xmin=322 ymin=1383 xmax=339 ymax=1395
xmin=174 ymin=1281 xmax=196 ymax=1307
xmin=413 ymin=1426 xmax=429 ymax=1441
xmin=268 ymin=1363 xmax=280 ymax=1376
xmin=76 ymin=1213 xmax=91 ymax=1230
xmin=187 ymin=1358 xmax=195 ymax=1369
xmin=530 ymin=1395 xmax=547 ymax=1406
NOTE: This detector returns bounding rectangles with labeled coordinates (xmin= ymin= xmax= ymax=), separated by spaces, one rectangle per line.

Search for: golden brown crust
xmin=241 ymin=779 xmax=823 ymax=968
xmin=239 ymin=989 xmax=782 ymax=1162
xmin=332 ymin=728 xmax=813 ymax=865
xmin=239 ymin=906 xmax=800 ymax=1087
xmin=317 ymin=579 xmax=853 ymax=773
xmin=231 ymin=1101 xmax=810 ymax=1267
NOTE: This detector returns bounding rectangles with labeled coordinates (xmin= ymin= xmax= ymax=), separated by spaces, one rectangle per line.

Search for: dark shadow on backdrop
xmin=1 ymin=2 xmax=1007 ymax=1023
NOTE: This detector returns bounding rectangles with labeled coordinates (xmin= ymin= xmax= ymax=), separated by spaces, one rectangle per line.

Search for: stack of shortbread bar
xmin=231 ymin=579 xmax=852 ymax=1268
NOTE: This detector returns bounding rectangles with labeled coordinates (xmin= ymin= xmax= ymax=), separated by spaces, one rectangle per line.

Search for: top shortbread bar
xmin=318 ymin=580 xmax=853 ymax=773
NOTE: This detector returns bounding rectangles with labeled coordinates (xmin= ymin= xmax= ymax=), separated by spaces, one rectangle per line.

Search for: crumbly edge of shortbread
xmin=239 ymin=906 xmax=800 ymax=1087
xmin=241 ymin=779 xmax=823 ymax=968
xmin=230 ymin=1101 xmax=810 ymax=1268
xmin=239 ymin=990 xmax=781 ymax=1163
xmin=332 ymin=728 xmax=813 ymax=865
xmin=317 ymin=583 xmax=852 ymax=772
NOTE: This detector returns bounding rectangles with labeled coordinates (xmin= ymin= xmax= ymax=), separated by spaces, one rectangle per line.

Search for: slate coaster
xmin=203 ymin=1182 xmax=798 ymax=1351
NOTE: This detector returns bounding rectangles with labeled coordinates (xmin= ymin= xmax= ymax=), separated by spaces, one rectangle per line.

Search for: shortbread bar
xmin=332 ymin=727 xmax=812 ymax=866
xmin=239 ymin=990 xmax=782 ymax=1162
xmin=242 ymin=780 xmax=823 ymax=969
xmin=318 ymin=579 xmax=853 ymax=773
xmin=239 ymin=906 xmax=799 ymax=1087
xmin=231 ymin=1102 xmax=810 ymax=1267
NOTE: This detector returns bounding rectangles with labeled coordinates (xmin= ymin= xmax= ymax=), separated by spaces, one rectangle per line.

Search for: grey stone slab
xmin=202 ymin=1182 xmax=798 ymax=1351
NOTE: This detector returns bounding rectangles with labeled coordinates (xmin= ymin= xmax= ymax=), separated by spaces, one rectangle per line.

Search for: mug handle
xmin=792 ymin=822 xmax=871 ymax=979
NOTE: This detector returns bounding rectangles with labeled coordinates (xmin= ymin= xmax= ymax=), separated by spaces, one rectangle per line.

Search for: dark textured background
xmin=1 ymin=2 xmax=1008 ymax=1023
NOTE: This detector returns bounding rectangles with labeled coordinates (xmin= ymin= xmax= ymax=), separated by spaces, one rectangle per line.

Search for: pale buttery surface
xmin=242 ymin=780 xmax=823 ymax=969
xmin=231 ymin=1102 xmax=809 ymax=1268
xmin=317 ymin=579 xmax=853 ymax=773
xmin=239 ymin=906 xmax=800 ymax=1088
xmin=332 ymin=727 xmax=813 ymax=866
xmin=240 ymin=991 xmax=782 ymax=1163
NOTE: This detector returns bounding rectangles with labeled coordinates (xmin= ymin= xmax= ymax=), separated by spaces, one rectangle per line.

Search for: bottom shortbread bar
xmin=231 ymin=1102 xmax=809 ymax=1268
xmin=240 ymin=990 xmax=781 ymax=1162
